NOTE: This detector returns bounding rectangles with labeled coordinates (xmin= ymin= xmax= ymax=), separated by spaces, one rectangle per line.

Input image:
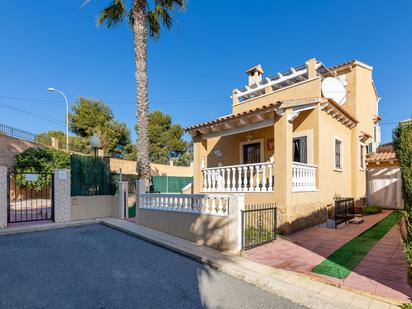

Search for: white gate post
xmin=228 ymin=193 xmax=245 ymax=253
xmin=135 ymin=179 xmax=149 ymax=224
xmin=0 ymin=166 xmax=8 ymax=228
xmin=118 ymin=181 xmax=129 ymax=219
xmin=54 ymin=169 xmax=71 ymax=223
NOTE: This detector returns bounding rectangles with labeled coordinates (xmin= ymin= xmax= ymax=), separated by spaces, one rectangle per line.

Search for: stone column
xmin=54 ymin=169 xmax=71 ymax=223
xmin=0 ymin=166 xmax=8 ymax=228
xmin=228 ymin=193 xmax=245 ymax=253
xmin=193 ymin=135 xmax=207 ymax=194
xmin=118 ymin=181 xmax=128 ymax=219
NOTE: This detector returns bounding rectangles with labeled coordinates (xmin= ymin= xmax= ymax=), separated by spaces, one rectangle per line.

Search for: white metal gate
xmin=367 ymin=166 xmax=403 ymax=209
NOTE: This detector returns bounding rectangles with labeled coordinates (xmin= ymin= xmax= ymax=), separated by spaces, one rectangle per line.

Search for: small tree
xmin=35 ymin=130 xmax=91 ymax=154
xmin=148 ymin=110 xmax=188 ymax=165
xmin=70 ymin=97 xmax=131 ymax=157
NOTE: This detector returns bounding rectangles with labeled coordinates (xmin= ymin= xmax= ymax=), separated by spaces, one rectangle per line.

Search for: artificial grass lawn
xmin=311 ymin=211 xmax=401 ymax=279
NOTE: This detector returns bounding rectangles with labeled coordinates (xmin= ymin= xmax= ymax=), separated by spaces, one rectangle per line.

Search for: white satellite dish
xmin=321 ymin=77 xmax=347 ymax=105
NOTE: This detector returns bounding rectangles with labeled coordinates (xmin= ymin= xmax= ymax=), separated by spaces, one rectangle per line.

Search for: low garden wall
xmin=135 ymin=189 xmax=244 ymax=253
xmin=71 ymin=195 xmax=118 ymax=221
xmin=136 ymin=209 xmax=231 ymax=251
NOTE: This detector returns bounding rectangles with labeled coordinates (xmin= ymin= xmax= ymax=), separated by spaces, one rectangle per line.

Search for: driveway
xmin=0 ymin=224 xmax=305 ymax=309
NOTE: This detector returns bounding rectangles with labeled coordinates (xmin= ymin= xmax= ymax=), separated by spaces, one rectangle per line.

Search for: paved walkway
xmin=246 ymin=211 xmax=411 ymax=303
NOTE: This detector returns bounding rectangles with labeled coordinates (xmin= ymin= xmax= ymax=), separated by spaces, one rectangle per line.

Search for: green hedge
xmin=70 ymin=155 xmax=117 ymax=196
xmin=393 ymin=122 xmax=412 ymax=285
xmin=362 ymin=206 xmax=382 ymax=216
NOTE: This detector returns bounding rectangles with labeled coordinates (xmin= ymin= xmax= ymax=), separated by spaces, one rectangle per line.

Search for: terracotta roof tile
xmin=367 ymin=143 xmax=398 ymax=162
xmin=184 ymin=102 xmax=280 ymax=131
xmin=367 ymin=151 xmax=398 ymax=162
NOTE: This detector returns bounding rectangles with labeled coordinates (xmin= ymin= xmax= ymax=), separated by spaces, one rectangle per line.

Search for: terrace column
xmin=54 ymin=169 xmax=71 ymax=223
xmin=193 ymin=134 xmax=207 ymax=194
xmin=0 ymin=166 xmax=7 ymax=228
xmin=273 ymin=109 xmax=293 ymax=209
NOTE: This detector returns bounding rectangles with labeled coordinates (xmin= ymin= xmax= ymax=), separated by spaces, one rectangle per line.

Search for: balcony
xmin=201 ymin=161 xmax=317 ymax=193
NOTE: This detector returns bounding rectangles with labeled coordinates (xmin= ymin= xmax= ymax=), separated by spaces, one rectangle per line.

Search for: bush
xmin=362 ymin=206 xmax=382 ymax=215
xmin=244 ymin=226 xmax=274 ymax=246
xmin=393 ymin=122 xmax=412 ymax=286
xmin=13 ymin=148 xmax=70 ymax=190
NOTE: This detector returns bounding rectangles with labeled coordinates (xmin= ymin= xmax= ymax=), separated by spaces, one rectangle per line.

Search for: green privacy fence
xmin=151 ymin=176 xmax=192 ymax=193
xmin=71 ymin=155 xmax=117 ymax=196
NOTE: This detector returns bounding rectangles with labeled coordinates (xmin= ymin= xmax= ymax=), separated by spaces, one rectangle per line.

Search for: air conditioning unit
xmin=368 ymin=142 xmax=379 ymax=153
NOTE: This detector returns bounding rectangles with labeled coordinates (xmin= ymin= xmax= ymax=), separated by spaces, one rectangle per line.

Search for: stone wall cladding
xmin=54 ymin=169 xmax=71 ymax=223
xmin=0 ymin=166 xmax=8 ymax=228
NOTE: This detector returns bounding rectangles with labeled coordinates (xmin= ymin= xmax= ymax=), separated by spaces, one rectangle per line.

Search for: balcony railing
xmin=292 ymin=162 xmax=317 ymax=192
xmin=201 ymin=161 xmax=318 ymax=193
xmin=202 ymin=162 xmax=274 ymax=193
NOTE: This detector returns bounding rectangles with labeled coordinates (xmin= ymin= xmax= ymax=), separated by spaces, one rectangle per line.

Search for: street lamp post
xmin=48 ymin=88 xmax=69 ymax=152
xmin=90 ymin=133 xmax=102 ymax=158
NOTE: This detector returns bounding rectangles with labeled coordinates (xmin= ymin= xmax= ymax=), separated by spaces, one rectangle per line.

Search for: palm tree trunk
xmin=132 ymin=0 xmax=151 ymax=182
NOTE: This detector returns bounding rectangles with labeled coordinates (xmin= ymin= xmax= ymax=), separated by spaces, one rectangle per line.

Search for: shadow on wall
xmin=136 ymin=208 xmax=233 ymax=251
xmin=277 ymin=206 xmax=328 ymax=234
xmin=368 ymin=167 xmax=403 ymax=210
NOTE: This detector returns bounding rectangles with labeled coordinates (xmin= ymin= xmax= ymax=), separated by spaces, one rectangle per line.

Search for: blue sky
xmin=0 ymin=0 xmax=411 ymax=143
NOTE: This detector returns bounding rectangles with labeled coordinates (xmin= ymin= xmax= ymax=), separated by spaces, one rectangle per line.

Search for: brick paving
xmin=246 ymin=210 xmax=411 ymax=303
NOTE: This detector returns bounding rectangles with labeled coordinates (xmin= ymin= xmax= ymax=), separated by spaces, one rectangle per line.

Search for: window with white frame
xmin=334 ymin=138 xmax=343 ymax=170
xmin=239 ymin=139 xmax=264 ymax=164
xmin=293 ymin=136 xmax=307 ymax=163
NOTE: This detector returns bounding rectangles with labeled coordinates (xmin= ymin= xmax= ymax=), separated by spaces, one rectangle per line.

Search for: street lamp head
xmin=90 ymin=133 xmax=102 ymax=149
xmin=48 ymin=87 xmax=56 ymax=92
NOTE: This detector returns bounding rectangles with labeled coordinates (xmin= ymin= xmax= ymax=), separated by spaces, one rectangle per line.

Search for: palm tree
xmin=97 ymin=0 xmax=185 ymax=182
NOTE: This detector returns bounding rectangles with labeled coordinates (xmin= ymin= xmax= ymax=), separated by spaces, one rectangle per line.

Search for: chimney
xmin=246 ymin=64 xmax=264 ymax=86
xmin=51 ymin=137 xmax=59 ymax=149
xmin=305 ymin=58 xmax=317 ymax=79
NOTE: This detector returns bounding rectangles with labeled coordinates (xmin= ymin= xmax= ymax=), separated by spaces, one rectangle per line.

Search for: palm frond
xmin=147 ymin=11 xmax=161 ymax=39
xmin=146 ymin=0 xmax=185 ymax=38
xmin=97 ymin=0 xmax=126 ymax=28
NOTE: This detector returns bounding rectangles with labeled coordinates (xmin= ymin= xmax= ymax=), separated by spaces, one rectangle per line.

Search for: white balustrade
xmin=201 ymin=162 xmax=275 ymax=193
xmin=292 ymin=162 xmax=317 ymax=192
xmin=140 ymin=193 xmax=229 ymax=216
xmin=201 ymin=161 xmax=317 ymax=193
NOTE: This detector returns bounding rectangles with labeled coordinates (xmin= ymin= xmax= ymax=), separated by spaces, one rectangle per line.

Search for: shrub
xmin=362 ymin=206 xmax=382 ymax=215
xmin=393 ymin=122 xmax=412 ymax=285
xmin=13 ymin=148 xmax=70 ymax=190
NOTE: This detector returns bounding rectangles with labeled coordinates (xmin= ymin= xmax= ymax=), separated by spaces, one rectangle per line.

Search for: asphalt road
xmin=0 ymin=224 xmax=306 ymax=309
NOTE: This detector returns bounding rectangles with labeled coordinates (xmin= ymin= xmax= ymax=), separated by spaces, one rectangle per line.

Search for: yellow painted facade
xmin=187 ymin=58 xmax=380 ymax=232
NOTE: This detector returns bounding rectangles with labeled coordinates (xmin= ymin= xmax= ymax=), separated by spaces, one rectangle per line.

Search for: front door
xmin=243 ymin=143 xmax=261 ymax=164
